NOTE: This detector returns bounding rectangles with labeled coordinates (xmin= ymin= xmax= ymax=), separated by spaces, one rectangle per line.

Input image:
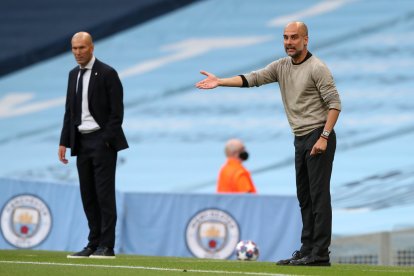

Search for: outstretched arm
xmin=195 ymin=70 xmax=243 ymax=89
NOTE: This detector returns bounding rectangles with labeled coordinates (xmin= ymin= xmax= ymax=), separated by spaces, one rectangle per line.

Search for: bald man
xmin=217 ymin=139 xmax=257 ymax=193
xmin=59 ymin=32 xmax=128 ymax=259
xmin=196 ymin=22 xmax=341 ymax=266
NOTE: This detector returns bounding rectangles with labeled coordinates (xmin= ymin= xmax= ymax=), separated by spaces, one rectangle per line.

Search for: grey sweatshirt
xmin=243 ymin=54 xmax=341 ymax=136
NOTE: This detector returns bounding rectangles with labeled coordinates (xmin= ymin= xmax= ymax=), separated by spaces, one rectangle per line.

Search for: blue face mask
xmin=239 ymin=151 xmax=249 ymax=161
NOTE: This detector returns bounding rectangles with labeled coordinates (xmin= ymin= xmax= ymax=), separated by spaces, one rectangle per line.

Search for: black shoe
xmin=290 ymin=254 xmax=331 ymax=266
xmin=67 ymin=247 xmax=96 ymax=258
xmin=89 ymin=247 xmax=116 ymax=259
xmin=276 ymin=250 xmax=305 ymax=265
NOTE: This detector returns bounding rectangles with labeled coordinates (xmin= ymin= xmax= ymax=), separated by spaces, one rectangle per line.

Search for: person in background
xmin=196 ymin=21 xmax=341 ymax=266
xmin=217 ymin=138 xmax=257 ymax=194
xmin=58 ymin=32 xmax=128 ymax=259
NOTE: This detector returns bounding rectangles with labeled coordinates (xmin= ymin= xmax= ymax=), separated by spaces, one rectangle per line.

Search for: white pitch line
xmin=0 ymin=260 xmax=295 ymax=276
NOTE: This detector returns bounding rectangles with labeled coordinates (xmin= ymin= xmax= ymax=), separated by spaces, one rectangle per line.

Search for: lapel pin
xmin=95 ymin=72 xmax=98 ymax=76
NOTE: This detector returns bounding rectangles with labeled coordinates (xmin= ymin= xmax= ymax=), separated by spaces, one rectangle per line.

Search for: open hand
xmin=195 ymin=71 xmax=219 ymax=89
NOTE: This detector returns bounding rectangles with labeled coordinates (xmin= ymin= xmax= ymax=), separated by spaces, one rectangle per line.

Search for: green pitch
xmin=0 ymin=250 xmax=413 ymax=276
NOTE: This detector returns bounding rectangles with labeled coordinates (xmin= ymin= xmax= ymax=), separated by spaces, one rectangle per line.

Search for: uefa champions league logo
xmin=1 ymin=195 xmax=52 ymax=248
xmin=186 ymin=208 xmax=239 ymax=259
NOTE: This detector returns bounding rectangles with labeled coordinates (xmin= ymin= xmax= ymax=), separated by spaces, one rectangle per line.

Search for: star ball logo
xmin=1 ymin=195 xmax=52 ymax=248
xmin=186 ymin=208 xmax=240 ymax=259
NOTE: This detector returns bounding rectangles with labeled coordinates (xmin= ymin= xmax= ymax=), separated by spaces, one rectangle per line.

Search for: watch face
xmin=323 ymin=130 xmax=330 ymax=136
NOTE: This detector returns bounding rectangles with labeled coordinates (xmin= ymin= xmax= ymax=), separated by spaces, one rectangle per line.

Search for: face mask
xmin=239 ymin=151 xmax=249 ymax=161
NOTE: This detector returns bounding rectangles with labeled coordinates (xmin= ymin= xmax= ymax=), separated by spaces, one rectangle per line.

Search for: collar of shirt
xmin=79 ymin=56 xmax=96 ymax=70
xmin=291 ymin=51 xmax=312 ymax=65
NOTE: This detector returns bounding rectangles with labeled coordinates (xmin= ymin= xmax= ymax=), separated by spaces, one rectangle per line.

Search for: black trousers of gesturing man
xmin=294 ymin=126 xmax=336 ymax=257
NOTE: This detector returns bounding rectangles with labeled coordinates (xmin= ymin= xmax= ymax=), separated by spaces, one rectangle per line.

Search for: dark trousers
xmin=294 ymin=127 xmax=336 ymax=256
xmin=76 ymin=130 xmax=117 ymax=249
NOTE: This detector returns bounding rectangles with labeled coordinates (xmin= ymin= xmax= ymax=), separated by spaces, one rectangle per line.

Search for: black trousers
xmin=76 ymin=130 xmax=117 ymax=249
xmin=294 ymin=127 xmax=336 ymax=256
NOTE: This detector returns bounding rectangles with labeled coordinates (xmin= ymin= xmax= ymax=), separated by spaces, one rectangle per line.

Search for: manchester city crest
xmin=1 ymin=194 xmax=52 ymax=248
xmin=186 ymin=208 xmax=239 ymax=259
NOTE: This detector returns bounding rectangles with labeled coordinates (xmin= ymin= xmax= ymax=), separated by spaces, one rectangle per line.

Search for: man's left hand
xmin=310 ymin=137 xmax=327 ymax=156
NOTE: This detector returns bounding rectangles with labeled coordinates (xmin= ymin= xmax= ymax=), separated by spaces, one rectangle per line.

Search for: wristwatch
xmin=321 ymin=130 xmax=330 ymax=140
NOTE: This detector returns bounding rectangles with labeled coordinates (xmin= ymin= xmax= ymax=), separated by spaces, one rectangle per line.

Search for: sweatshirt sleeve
xmin=243 ymin=60 xmax=279 ymax=87
xmin=313 ymin=62 xmax=342 ymax=111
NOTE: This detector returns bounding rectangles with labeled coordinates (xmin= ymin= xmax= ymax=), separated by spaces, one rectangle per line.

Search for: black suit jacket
xmin=60 ymin=59 xmax=128 ymax=156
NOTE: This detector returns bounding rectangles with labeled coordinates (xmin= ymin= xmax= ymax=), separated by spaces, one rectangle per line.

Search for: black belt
xmin=79 ymin=129 xmax=102 ymax=138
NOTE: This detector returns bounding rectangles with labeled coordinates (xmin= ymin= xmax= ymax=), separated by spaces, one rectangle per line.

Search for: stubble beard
xmin=285 ymin=47 xmax=303 ymax=59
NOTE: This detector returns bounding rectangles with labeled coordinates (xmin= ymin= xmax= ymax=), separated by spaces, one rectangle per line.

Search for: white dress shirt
xmin=77 ymin=56 xmax=100 ymax=134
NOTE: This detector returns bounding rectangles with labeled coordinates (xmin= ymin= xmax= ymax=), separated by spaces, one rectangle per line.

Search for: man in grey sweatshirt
xmin=196 ymin=21 xmax=341 ymax=266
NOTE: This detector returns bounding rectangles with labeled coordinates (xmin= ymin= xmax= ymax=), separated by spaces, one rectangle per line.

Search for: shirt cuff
xmin=239 ymin=75 xmax=249 ymax=87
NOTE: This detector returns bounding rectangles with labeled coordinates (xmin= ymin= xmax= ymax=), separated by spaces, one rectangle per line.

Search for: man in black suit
xmin=58 ymin=32 xmax=128 ymax=259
